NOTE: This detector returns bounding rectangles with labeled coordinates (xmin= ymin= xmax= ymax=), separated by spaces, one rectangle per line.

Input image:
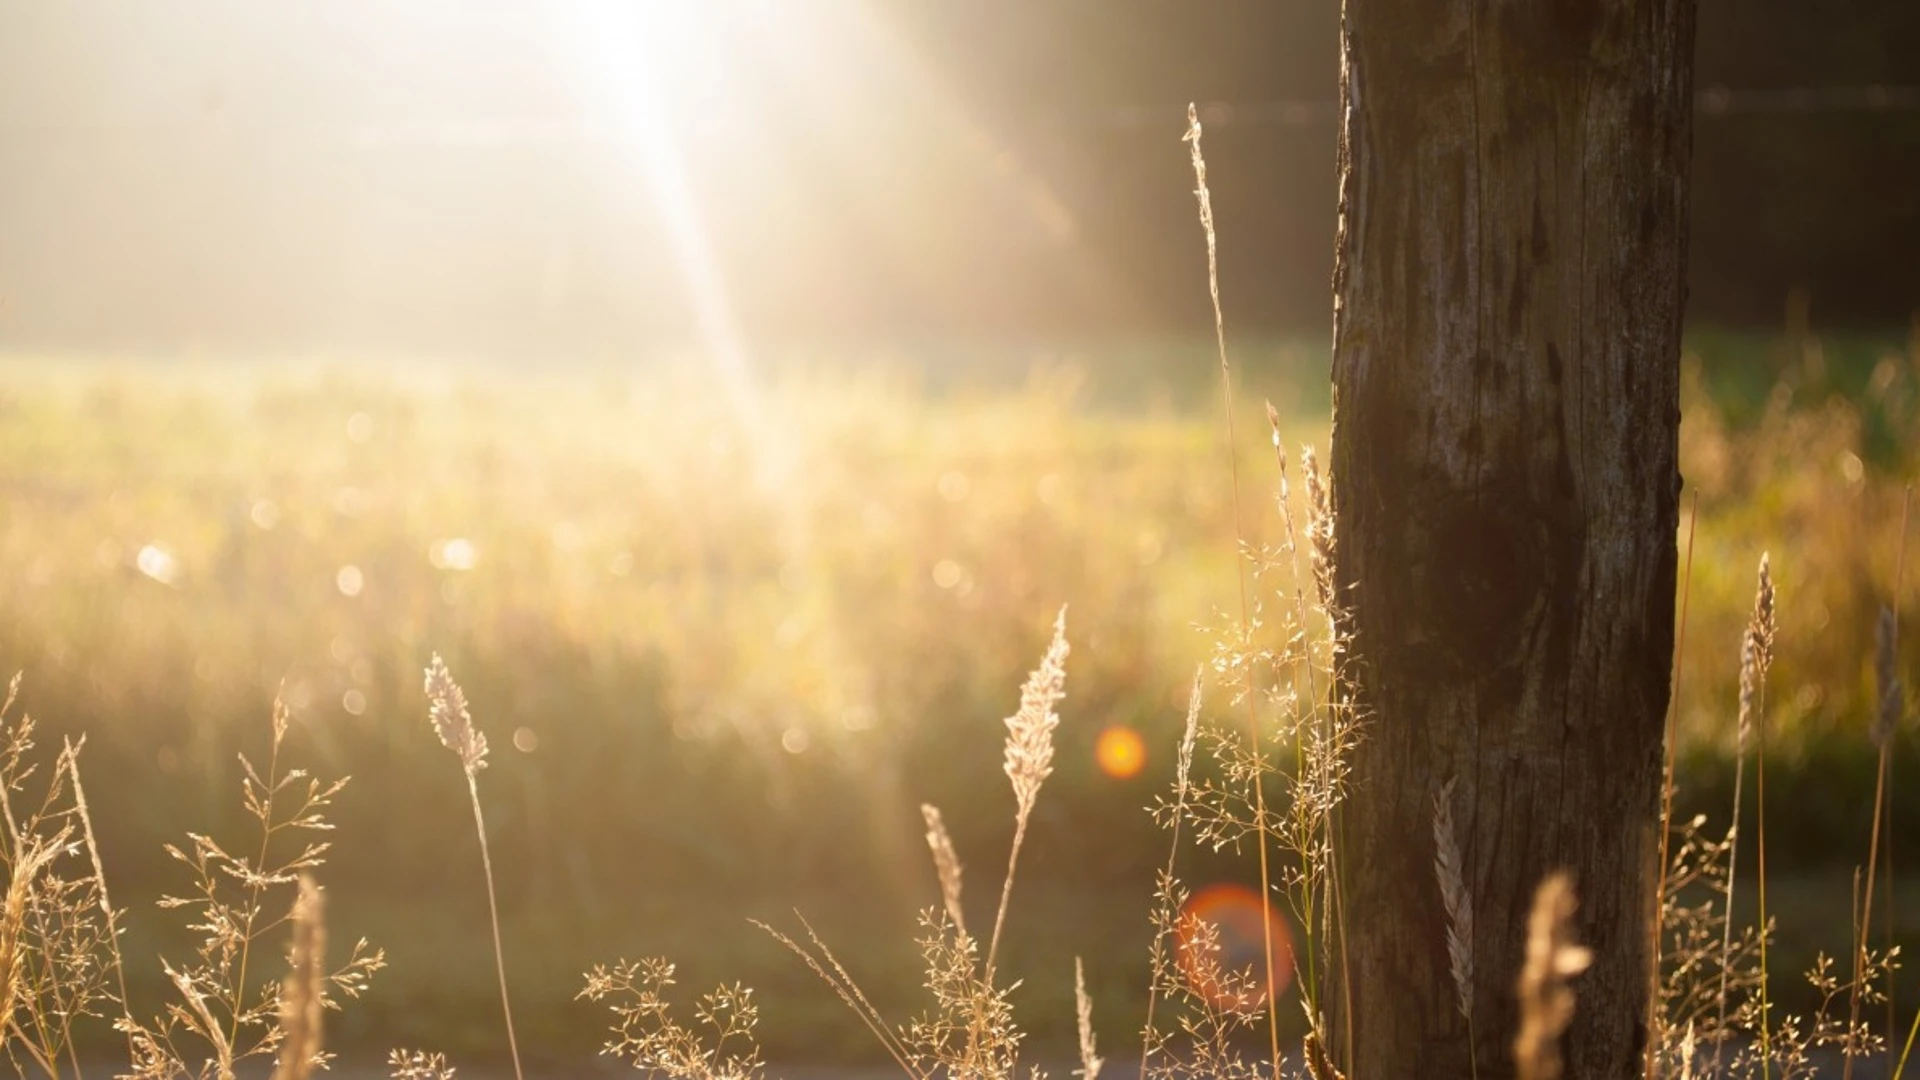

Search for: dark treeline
xmin=0 ymin=0 xmax=1916 ymax=357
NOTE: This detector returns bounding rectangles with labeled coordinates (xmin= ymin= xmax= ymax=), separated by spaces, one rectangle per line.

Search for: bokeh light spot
xmin=1094 ymin=724 xmax=1146 ymax=779
xmin=1176 ymin=882 xmax=1295 ymax=1011
xmin=513 ymin=727 xmax=539 ymax=753
xmin=341 ymin=689 xmax=367 ymax=716
xmin=932 ymin=559 xmax=964 ymax=589
xmin=430 ymin=537 xmax=478 ymax=571
xmin=136 ymin=544 xmax=180 ymax=586
xmin=336 ymin=564 xmax=364 ymax=597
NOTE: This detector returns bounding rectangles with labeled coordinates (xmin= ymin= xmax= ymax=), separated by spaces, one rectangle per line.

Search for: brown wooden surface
xmin=1328 ymin=1 xmax=1696 ymax=1076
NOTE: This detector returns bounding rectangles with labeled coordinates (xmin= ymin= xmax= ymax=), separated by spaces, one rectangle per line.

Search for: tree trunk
xmin=1327 ymin=2 xmax=1695 ymax=1077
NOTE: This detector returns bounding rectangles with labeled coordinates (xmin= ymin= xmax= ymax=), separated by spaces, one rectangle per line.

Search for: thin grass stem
xmin=1185 ymin=100 xmax=1284 ymax=1080
xmin=1649 ymin=491 xmax=1699 ymax=1080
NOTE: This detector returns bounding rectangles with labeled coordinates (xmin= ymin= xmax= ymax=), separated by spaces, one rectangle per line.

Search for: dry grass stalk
xmin=1648 ymin=491 xmax=1699 ymax=1080
xmin=1746 ymin=554 xmax=1778 ymax=1078
xmin=122 ymin=700 xmax=381 ymax=1080
xmin=986 ymin=605 xmax=1069 ymax=979
xmin=64 ymin=735 xmax=138 ymax=1057
xmin=1432 ymin=779 xmax=1475 ymax=1028
xmin=754 ymin=916 xmax=923 ymax=1080
xmin=271 ymin=875 xmax=326 ymax=1080
xmin=1074 ymin=957 xmax=1102 ymax=1080
xmin=1850 ymin=495 xmax=1910 ymax=1080
xmin=1138 ymin=669 xmax=1203 ymax=1080
xmin=422 ymin=656 xmax=522 ymax=1080
xmin=1187 ymin=100 xmax=1284 ymax=1080
xmin=1873 ymin=604 xmax=1903 ymax=750
xmin=920 ymin=804 xmax=966 ymax=937
xmin=1513 ymin=872 xmax=1591 ymax=1080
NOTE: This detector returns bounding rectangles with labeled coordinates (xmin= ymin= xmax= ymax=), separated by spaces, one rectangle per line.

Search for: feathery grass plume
xmin=1513 ymin=872 xmax=1591 ymax=1080
xmin=422 ymin=655 xmax=522 ymax=1080
xmin=425 ymin=654 xmax=488 ymax=774
xmin=64 ymin=735 xmax=138 ymax=1058
xmin=986 ymin=605 xmax=1069 ymax=979
xmin=1074 ymin=957 xmax=1102 ymax=1080
xmin=1300 ymin=446 xmax=1336 ymax=618
xmin=271 ymin=874 xmax=325 ymax=1080
xmin=1187 ymin=100 xmax=1284 ymax=1080
xmin=389 ymin=1049 xmax=458 ymax=1080
xmin=921 ymin=804 xmax=966 ymax=937
xmin=1738 ymin=553 xmax=1777 ymax=752
xmin=1432 ymin=779 xmax=1476 ymax=1060
xmin=1003 ymin=606 xmax=1068 ymax=821
xmin=0 ymin=835 xmax=68 ymax=1052
xmin=1139 ymin=669 xmax=1204 ymax=1080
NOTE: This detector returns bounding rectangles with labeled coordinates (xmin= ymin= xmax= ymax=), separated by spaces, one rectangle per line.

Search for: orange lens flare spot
xmin=1094 ymin=725 xmax=1147 ymax=779
xmin=1176 ymin=883 xmax=1296 ymax=1010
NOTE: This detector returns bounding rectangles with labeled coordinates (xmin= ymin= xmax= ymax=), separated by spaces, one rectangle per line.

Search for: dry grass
xmin=1514 ymin=872 xmax=1592 ymax=1080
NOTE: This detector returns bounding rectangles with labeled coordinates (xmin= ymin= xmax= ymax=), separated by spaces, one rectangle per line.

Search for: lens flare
xmin=1094 ymin=725 xmax=1146 ymax=779
xmin=1176 ymin=883 xmax=1296 ymax=1010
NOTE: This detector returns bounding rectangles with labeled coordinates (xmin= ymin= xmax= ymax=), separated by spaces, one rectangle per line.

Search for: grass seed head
xmin=1737 ymin=553 xmax=1776 ymax=752
xmin=1432 ymin=778 xmax=1474 ymax=1021
xmin=1073 ymin=956 xmax=1102 ymax=1080
xmin=1513 ymin=871 xmax=1591 ymax=1080
xmin=1004 ymin=607 xmax=1069 ymax=819
xmin=272 ymin=874 xmax=326 ymax=1080
xmin=920 ymin=804 xmax=967 ymax=936
xmin=424 ymin=654 xmax=488 ymax=773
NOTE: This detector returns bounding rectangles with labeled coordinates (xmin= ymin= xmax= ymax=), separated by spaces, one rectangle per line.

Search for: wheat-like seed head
xmin=1431 ymin=778 xmax=1474 ymax=1021
xmin=1736 ymin=554 xmax=1775 ymax=752
xmin=272 ymin=874 xmax=326 ymax=1080
xmin=1004 ymin=607 xmax=1069 ymax=819
xmin=920 ymin=804 xmax=966 ymax=937
xmin=1872 ymin=604 xmax=1903 ymax=749
xmin=424 ymin=654 xmax=488 ymax=773
xmin=1176 ymin=670 xmax=1202 ymax=804
xmin=1073 ymin=956 xmax=1102 ymax=1080
xmin=1302 ymin=446 xmax=1336 ymax=613
xmin=1513 ymin=871 xmax=1591 ymax=1080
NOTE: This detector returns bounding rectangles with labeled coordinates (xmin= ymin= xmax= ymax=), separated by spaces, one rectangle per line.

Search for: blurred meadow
xmin=2 ymin=327 xmax=1918 ymax=1060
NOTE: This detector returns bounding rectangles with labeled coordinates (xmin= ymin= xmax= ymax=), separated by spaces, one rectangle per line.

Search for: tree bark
xmin=1328 ymin=2 xmax=1695 ymax=1078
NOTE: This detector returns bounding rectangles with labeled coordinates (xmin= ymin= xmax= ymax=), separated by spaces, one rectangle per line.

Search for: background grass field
xmin=2 ymin=328 xmax=1918 ymax=1064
